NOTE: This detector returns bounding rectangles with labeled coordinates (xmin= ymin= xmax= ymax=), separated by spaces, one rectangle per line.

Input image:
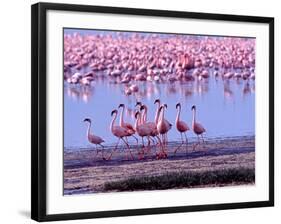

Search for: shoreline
xmin=64 ymin=135 xmax=255 ymax=195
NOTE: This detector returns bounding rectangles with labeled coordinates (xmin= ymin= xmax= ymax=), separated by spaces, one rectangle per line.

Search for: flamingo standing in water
xmin=191 ymin=105 xmax=206 ymax=150
xmin=118 ymin=104 xmax=138 ymax=144
xmin=83 ymin=118 xmax=106 ymax=159
xmin=174 ymin=103 xmax=190 ymax=154
xmin=108 ymin=110 xmax=134 ymax=160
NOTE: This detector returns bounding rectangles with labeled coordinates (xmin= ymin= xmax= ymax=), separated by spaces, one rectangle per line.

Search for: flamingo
xmin=135 ymin=101 xmax=143 ymax=123
xmin=174 ymin=103 xmax=190 ymax=154
xmin=156 ymin=105 xmax=170 ymax=158
xmin=108 ymin=110 xmax=134 ymax=160
xmin=134 ymin=111 xmax=157 ymax=158
xmin=191 ymin=105 xmax=206 ymax=150
xmin=118 ymin=104 xmax=138 ymax=144
xmin=83 ymin=118 xmax=106 ymax=159
xmin=140 ymin=104 xmax=162 ymax=149
xmin=154 ymin=99 xmax=172 ymax=144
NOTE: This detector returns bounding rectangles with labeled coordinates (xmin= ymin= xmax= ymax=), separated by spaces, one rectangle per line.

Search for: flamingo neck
xmin=192 ymin=109 xmax=196 ymax=127
xmin=86 ymin=121 xmax=91 ymax=137
xmin=160 ymin=107 xmax=165 ymax=123
xmin=110 ymin=113 xmax=117 ymax=132
xmin=154 ymin=103 xmax=160 ymax=124
xmin=119 ymin=106 xmax=125 ymax=126
xmin=134 ymin=115 xmax=140 ymax=130
xmin=176 ymin=106 xmax=181 ymax=124
xmin=142 ymin=105 xmax=148 ymax=124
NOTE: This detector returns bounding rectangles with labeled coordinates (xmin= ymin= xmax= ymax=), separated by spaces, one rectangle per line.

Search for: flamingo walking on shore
xmin=191 ymin=105 xmax=206 ymax=150
xmin=118 ymin=104 xmax=138 ymax=144
xmin=139 ymin=105 xmax=164 ymax=156
xmin=83 ymin=118 xmax=106 ymax=159
xmin=154 ymin=99 xmax=172 ymax=145
xmin=134 ymin=111 xmax=156 ymax=158
xmin=156 ymin=105 xmax=170 ymax=158
xmin=108 ymin=110 xmax=134 ymax=160
xmin=174 ymin=103 xmax=190 ymax=154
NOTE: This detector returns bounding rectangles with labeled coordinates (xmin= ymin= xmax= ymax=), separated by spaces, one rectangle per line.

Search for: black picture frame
xmin=31 ymin=2 xmax=274 ymax=222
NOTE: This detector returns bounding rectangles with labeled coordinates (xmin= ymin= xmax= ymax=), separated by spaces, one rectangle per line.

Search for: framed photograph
xmin=31 ymin=2 xmax=274 ymax=222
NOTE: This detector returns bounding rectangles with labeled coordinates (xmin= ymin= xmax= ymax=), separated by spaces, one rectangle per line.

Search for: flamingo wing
xmin=138 ymin=124 xmax=153 ymax=136
xmin=113 ymin=126 xmax=130 ymax=137
xmin=124 ymin=122 xmax=135 ymax=134
xmin=177 ymin=121 xmax=189 ymax=132
xmin=194 ymin=122 xmax=206 ymax=134
xmin=89 ymin=134 xmax=104 ymax=144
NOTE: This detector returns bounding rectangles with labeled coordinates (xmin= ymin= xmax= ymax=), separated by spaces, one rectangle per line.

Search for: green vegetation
xmin=104 ymin=168 xmax=255 ymax=192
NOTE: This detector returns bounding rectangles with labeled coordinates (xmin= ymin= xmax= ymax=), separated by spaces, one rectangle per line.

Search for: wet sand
xmin=64 ymin=136 xmax=255 ymax=195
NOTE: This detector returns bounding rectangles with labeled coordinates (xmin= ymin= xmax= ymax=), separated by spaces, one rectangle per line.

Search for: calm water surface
xmin=64 ymin=76 xmax=255 ymax=149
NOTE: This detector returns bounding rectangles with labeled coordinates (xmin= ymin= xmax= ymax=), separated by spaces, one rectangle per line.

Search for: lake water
xmin=64 ymin=75 xmax=255 ymax=149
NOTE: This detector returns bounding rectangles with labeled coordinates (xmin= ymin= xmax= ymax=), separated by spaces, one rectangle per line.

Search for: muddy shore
xmin=64 ymin=136 xmax=255 ymax=195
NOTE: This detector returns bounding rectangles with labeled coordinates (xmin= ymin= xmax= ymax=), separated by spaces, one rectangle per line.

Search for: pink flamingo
xmin=156 ymin=105 xmax=170 ymax=158
xmin=83 ymin=118 xmax=106 ymax=159
xmin=108 ymin=110 xmax=134 ymax=160
xmin=134 ymin=111 xmax=156 ymax=158
xmin=191 ymin=105 xmax=206 ymax=150
xmin=118 ymin=104 xmax=138 ymax=144
xmin=140 ymin=104 xmax=162 ymax=148
xmin=174 ymin=103 xmax=190 ymax=154
xmin=154 ymin=99 xmax=172 ymax=145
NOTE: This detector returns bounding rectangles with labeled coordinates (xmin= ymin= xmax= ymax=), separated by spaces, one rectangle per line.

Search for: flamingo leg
xmin=163 ymin=134 xmax=166 ymax=145
xmin=141 ymin=137 xmax=145 ymax=148
xmin=121 ymin=137 xmax=134 ymax=160
xmin=160 ymin=134 xmax=167 ymax=158
xmin=147 ymin=136 xmax=151 ymax=147
xmin=147 ymin=136 xmax=155 ymax=155
xmin=150 ymin=137 xmax=156 ymax=145
xmin=193 ymin=135 xmax=201 ymax=151
xmin=138 ymin=137 xmax=145 ymax=160
xmin=154 ymin=135 xmax=163 ymax=158
xmin=165 ymin=133 xmax=169 ymax=146
xmin=174 ymin=132 xmax=183 ymax=155
xmin=93 ymin=145 xmax=99 ymax=158
xmin=98 ymin=144 xmax=106 ymax=160
xmin=152 ymin=136 xmax=159 ymax=152
xmin=200 ymin=134 xmax=206 ymax=150
xmin=201 ymin=134 xmax=205 ymax=144
xmin=184 ymin=132 xmax=188 ymax=155
xmin=131 ymin=134 xmax=138 ymax=146
xmin=107 ymin=138 xmax=120 ymax=160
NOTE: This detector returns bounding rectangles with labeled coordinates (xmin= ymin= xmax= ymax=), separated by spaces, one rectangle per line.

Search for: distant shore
xmin=64 ymin=135 xmax=255 ymax=195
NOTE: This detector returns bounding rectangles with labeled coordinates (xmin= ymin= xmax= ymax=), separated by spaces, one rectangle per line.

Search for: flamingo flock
xmin=84 ymin=101 xmax=206 ymax=161
xmin=64 ymin=32 xmax=255 ymax=95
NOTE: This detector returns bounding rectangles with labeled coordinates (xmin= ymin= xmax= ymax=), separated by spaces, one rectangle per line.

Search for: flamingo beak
xmin=191 ymin=105 xmax=196 ymax=110
xmin=176 ymin=103 xmax=180 ymax=108
xmin=140 ymin=105 xmax=144 ymax=111
xmin=118 ymin=104 xmax=124 ymax=108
